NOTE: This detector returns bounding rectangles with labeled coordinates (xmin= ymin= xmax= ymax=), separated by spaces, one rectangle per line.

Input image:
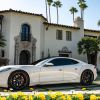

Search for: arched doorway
xmin=19 ymin=50 xmax=30 ymax=65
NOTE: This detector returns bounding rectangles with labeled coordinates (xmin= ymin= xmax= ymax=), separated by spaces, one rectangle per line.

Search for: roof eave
xmin=0 ymin=9 xmax=47 ymax=21
xmin=43 ymin=22 xmax=80 ymax=30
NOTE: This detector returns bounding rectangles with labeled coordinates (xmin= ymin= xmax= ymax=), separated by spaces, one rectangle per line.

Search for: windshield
xmin=35 ymin=59 xmax=49 ymax=66
xmin=32 ymin=58 xmax=49 ymax=66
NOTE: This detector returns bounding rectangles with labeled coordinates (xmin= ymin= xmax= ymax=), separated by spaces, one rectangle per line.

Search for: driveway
xmin=0 ymin=81 xmax=100 ymax=92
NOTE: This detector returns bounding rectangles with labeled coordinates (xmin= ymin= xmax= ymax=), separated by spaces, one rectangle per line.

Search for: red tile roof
xmin=44 ymin=22 xmax=80 ymax=29
xmin=84 ymin=29 xmax=100 ymax=33
xmin=0 ymin=9 xmax=47 ymax=21
xmin=0 ymin=9 xmax=100 ymax=33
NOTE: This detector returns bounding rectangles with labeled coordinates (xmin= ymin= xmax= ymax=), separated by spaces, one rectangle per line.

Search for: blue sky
xmin=0 ymin=0 xmax=100 ymax=30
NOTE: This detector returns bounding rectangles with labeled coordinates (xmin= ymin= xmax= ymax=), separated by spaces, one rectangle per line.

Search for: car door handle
xmin=59 ymin=69 xmax=63 ymax=71
xmin=75 ymin=68 xmax=77 ymax=70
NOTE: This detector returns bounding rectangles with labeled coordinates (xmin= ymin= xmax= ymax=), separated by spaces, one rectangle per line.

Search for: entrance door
xmin=19 ymin=50 xmax=30 ymax=65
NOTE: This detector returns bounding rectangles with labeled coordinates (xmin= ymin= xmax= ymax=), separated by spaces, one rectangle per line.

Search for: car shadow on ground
xmin=0 ymin=83 xmax=100 ymax=92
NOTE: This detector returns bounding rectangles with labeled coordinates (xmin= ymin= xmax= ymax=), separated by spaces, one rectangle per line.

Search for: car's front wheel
xmin=81 ymin=69 xmax=94 ymax=85
xmin=8 ymin=70 xmax=30 ymax=90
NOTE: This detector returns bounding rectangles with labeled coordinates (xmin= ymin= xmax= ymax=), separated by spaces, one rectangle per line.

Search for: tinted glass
xmin=49 ymin=58 xmax=78 ymax=66
xmin=32 ymin=57 xmax=49 ymax=65
xmin=21 ymin=24 xmax=30 ymax=41
xmin=56 ymin=30 xmax=63 ymax=40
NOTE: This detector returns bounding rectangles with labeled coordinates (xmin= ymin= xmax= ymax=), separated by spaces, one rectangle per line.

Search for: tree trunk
xmin=87 ymin=53 xmax=91 ymax=64
xmin=87 ymin=52 xmax=97 ymax=66
xmin=49 ymin=5 xmax=51 ymax=23
xmin=81 ymin=9 xmax=83 ymax=19
xmin=57 ymin=7 xmax=59 ymax=24
xmin=45 ymin=0 xmax=48 ymax=21
xmin=94 ymin=51 xmax=97 ymax=66
xmin=73 ymin=13 xmax=74 ymax=22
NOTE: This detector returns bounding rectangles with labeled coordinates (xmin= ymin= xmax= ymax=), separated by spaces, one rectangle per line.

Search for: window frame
xmin=66 ymin=31 xmax=72 ymax=41
xmin=21 ymin=24 xmax=31 ymax=41
xmin=49 ymin=58 xmax=79 ymax=66
xmin=1 ymin=50 xmax=5 ymax=57
xmin=56 ymin=30 xmax=63 ymax=40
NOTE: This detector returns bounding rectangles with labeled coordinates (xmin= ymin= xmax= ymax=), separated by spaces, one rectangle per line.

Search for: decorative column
xmin=14 ymin=37 xmax=19 ymax=65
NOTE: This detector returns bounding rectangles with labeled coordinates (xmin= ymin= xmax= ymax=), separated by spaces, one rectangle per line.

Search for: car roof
xmin=31 ymin=56 xmax=72 ymax=65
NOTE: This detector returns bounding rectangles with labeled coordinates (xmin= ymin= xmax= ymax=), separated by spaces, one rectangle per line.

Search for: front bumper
xmin=0 ymin=72 xmax=10 ymax=87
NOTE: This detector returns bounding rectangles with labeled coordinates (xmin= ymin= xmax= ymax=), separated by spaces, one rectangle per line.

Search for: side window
xmin=49 ymin=58 xmax=78 ymax=66
xmin=66 ymin=31 xmax=72 ymax=41
xmin=1 ymin=50 xmax=5 ymax=57
xmin=0 ymin=50 xmax=5 ymax=57
xmin=56 ymin=30 xmax=63 ymax=40
xmin=66 ymin=59 xmax=79 ymax=65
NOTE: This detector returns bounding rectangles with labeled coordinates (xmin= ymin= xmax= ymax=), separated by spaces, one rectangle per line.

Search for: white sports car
xmin=0 ymin=57 xmax=97 ymax=90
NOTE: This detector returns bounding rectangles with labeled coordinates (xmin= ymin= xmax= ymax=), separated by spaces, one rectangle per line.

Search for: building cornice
xmin=44 ymin=22 xmax=100 ymax=33
xmin=84 ymin=29 xmax=100 ymax=33
xmin=0 ymin=9 xmax=47 ymax=21
xmin=44 ymin=22 xmax=80 ymax=30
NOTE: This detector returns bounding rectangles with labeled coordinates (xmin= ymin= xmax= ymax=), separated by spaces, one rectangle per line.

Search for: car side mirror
xmin=44 ymin=63 xmax=54 ymax=67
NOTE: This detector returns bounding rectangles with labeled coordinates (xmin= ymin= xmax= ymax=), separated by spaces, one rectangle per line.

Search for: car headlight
xmin=0 ymin=68 xmax=11 ymax=73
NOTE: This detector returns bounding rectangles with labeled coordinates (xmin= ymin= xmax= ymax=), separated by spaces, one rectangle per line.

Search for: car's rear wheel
xmin=8 ymin=70 xmax=30 ymax=90
xmin=81 ymin=69 xmax=94 ymax=85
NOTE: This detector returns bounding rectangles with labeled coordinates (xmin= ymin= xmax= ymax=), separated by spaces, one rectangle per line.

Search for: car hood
xmin=0 ymin=65 xmax=35 ymax=71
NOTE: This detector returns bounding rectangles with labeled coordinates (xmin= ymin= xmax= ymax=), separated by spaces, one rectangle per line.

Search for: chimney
xmin=74 ymin=17 xmax=84 ymax=37
xmin=74 ymin=17 xmax=84 ymax=29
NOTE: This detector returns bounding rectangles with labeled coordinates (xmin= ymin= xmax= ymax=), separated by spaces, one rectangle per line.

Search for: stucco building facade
xmin=0 ymin=9 xmax=100 ymax=70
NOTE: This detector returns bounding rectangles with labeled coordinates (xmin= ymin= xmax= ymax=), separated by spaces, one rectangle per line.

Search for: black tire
xmin=81 ymin=69 xmax=94 ymax=85
xmin=8 ymin=70 xmax=30 ymax=90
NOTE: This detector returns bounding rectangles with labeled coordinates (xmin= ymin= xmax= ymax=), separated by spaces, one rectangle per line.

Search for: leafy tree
xmin=77 ymin=0 xmax=88 ymax=19
xmin=52 ymin=0 xmax=62 ymax=24
xmin=0 ymin=34 xmax=6 ymax=47
xmin=47 ymin=0 xmax=53 ymax=23
xmin=78 ymin=37 xmax=100 ymax=66
xmin=69 ymin=7 xmax=78 ymax=22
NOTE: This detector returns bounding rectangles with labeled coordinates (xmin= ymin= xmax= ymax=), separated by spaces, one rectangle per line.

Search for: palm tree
xmin=52 ymin=0 xmax=62 ymax=24
xmin=69 ymin=7 xmax=78 ymax=22
xmin=45 ymin=0 xmax=48 ymax=21
xmin=97 ymin=20 xmax=100 ymax=26
xmin=47 ymin=0 xmax=53 ymax=23
xmin=77 ymin=0 xmax=88 ymax=19
xmin=0 ymin=34 xmax=6 ymax=47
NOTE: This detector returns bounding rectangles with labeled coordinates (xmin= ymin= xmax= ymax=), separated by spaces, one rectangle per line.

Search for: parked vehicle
xmin=0 ymin=57 xmax=97 ymax=90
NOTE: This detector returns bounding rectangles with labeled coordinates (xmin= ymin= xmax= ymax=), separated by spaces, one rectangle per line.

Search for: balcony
xmin=21 ymin=33 xmax=31 ymax=42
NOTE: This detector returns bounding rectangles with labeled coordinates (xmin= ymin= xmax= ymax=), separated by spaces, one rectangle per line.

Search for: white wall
xmin=1 ymin=13 xmax=11 ymax=60
xmin=44 ymin=25 xmax=85 ymax=61
xmin=2 ymin=12 xmax=45 ymax=64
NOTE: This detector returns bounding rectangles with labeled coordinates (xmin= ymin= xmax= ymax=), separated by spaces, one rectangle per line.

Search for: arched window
xmin=21 ymin=24 xmax=30 ymax=41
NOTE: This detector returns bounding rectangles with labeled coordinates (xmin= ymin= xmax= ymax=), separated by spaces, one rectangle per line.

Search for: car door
xmin=63 ymin=58 xmax=81 ymax=81
xmin=40 ymin=58 xmax=64 ymax=83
